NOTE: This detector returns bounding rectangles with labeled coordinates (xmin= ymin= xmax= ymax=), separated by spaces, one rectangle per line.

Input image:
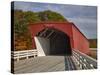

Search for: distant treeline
xmin=13 ymin=10 xmax=67 ymax=50
xmin=89 ymin=39 xmax=97 ymax=48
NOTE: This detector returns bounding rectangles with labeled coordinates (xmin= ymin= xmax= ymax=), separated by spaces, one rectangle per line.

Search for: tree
xmin=38 ymin=10 xmax=67 ymax=22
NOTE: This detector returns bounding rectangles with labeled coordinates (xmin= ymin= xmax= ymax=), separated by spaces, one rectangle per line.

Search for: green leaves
xmin=38 ymin=10 xmax=67 ymax=21
xmin=24 ymin=11 xmax=41 ymax=23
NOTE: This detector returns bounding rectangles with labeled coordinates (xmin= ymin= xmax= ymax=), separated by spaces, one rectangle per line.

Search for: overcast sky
xmin=13 ymin=1 xmax=97 ymax=39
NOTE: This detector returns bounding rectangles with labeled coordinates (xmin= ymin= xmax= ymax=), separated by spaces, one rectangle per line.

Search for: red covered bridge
xmin=28 ymin=22 xmax=90 ymax=56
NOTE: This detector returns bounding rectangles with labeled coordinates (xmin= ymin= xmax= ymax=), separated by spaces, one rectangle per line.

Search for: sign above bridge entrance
xmin=44 ymin=24 xmax=54 ymax=28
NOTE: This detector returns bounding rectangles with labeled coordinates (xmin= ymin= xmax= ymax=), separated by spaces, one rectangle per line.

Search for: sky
xmin=13 ymin=1 xmax=97 ymax=39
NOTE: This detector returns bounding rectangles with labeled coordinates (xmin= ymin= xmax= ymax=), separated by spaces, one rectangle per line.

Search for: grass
xmin=89 ymin=50 xmax=97 ymax=60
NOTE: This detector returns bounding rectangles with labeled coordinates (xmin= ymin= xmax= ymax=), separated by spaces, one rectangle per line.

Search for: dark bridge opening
xmin=36 ymin=28 xmax=72 ymax=56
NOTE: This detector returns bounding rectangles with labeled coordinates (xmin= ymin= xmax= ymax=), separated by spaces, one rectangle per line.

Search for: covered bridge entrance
xmin=35 ymin=28 xmax=72 ymax=56
xmin=29 ymin=22 xmax=90 ymax=56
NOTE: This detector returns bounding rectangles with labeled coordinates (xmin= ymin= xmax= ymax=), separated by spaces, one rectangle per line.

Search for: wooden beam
xmin=46 ymin=30 xmax=54 ymax=38
xmin=39 ymin=28 xmax=48 ymax=37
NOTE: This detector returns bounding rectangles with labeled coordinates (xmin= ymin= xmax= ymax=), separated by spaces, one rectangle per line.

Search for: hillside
xmin=89 ymin=39 xmax=97 ymax=48
xmin=13 ymin=10 xmax=67 ymax=51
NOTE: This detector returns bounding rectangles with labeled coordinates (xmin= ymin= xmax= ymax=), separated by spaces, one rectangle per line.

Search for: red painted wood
xmin=28 ymin=22 xmax=90 ymax=55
